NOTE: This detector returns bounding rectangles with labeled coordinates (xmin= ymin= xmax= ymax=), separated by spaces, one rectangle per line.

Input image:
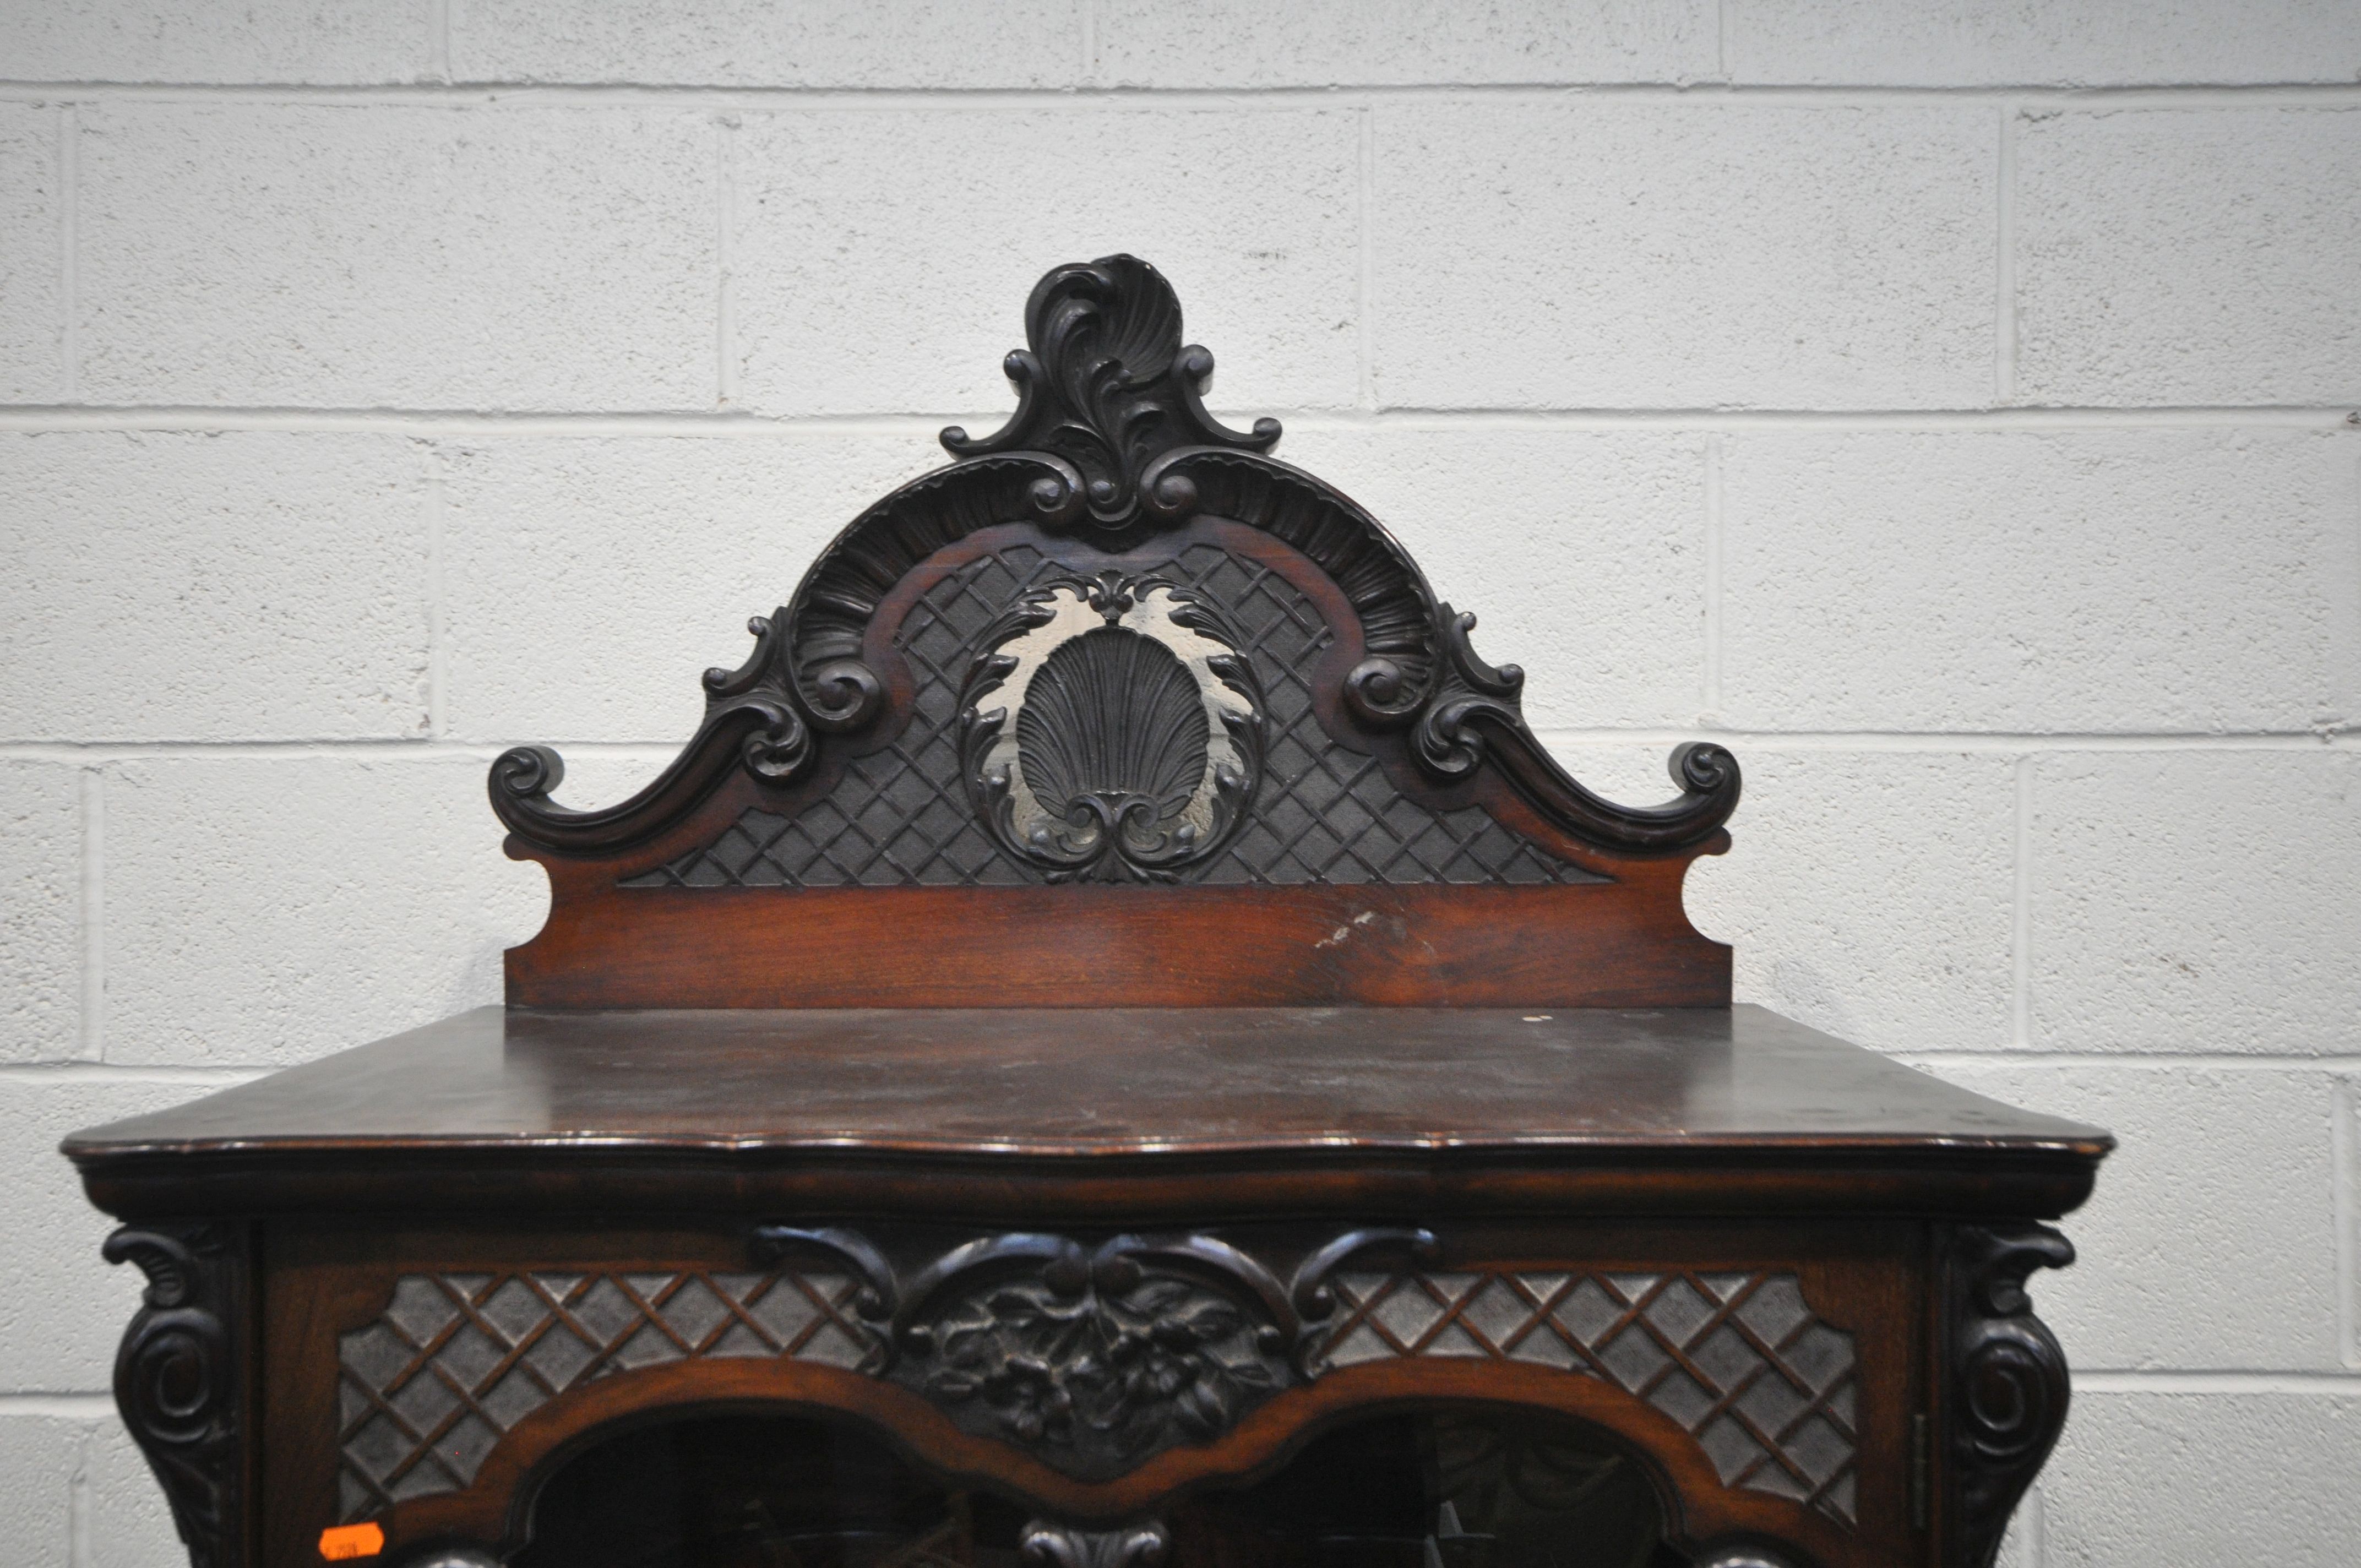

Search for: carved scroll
xmin=105 ymin=1223 xmax=246 ymax=1568
xmin=488 ymin=253 xmax=1739 ymax=870
xmin=1948 ymin=1225 xmax=2075 ymax=1568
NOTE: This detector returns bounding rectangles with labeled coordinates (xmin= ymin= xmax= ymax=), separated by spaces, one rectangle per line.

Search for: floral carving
xmin=912 ymin=1259 xmax=1281 ymax=1456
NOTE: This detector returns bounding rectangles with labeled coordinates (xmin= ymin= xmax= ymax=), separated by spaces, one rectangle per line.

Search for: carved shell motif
xmin=960 ymin=573 xmax=1264 ymax=882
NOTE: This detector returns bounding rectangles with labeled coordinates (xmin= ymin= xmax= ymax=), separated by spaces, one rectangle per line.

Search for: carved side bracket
xmin=1948 ymin=1224 xmax=2075 ymax=1568
xmin=104 ymin=1223 xmax=246 ymax=1568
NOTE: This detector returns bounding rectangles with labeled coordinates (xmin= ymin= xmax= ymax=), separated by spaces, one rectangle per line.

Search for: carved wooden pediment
xmin=485 ymin=257 xmax=1743 ymax=1008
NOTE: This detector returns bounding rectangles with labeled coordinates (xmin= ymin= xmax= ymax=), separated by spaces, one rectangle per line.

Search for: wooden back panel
xmin=493 ymin=258 xmax=1739 ymax=1008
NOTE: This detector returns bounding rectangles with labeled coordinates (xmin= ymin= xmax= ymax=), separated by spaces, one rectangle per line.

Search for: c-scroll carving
xmin=488 ymin=253 xmax=1740 ymax=867
xmin=1948 ymin=1224 xmax=2075 ymax=1568
xmin=490 ymin=612 xmax=822 ymax=855
xmin=1403 ymin=605 xmax=1740 ymax=853
xmin=105 ymin=1223 xmax=245 ymax=1568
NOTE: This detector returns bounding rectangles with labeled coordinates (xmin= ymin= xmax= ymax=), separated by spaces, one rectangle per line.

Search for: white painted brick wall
xmin=2 ymin=4 xmax=2356 ymax=1564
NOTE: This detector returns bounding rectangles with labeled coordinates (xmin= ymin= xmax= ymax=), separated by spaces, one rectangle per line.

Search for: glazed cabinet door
xmin=254 ymin=1217 xmax=1935 ymax=1568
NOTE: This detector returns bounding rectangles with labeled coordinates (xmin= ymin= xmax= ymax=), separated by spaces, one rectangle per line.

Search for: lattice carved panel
xmin=1314 ymin=1268 xmax=1860 ymax=1524
xmin=334 ymin=1268 xmax=879 ymax=1522
xmin=627 ymin=542 xmax=1601 ymax=888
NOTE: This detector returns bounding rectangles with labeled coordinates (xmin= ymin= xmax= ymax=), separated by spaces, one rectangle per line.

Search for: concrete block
xmin=1277 ymin=426 xmax=1705 ymax=728
xmin=1718 ymin=428 xmax=2361 ymax=733
xmin=729 ymin=108 xmax=1360 ymax=417
xmin=1678 ymin=749 xmax=2018 ymax=1052
xmin=1725 ymin=0 xmax=2361 ymax=85
xmin=0 ymin=1415 xmax=77 ymax=1568
xmin=1096 ymin=0 xmax=1715 ymax=86
xmin=2042 ymin=1392 xmax=2361 ymax=1566
xmin=0 ymin=433 xmax=432 ymax=741
xmin=0 ymin=764 xmax=81 ymax=1064
xmin=453 ymin=0 xmax=1084 ymax=88
xmin=104 ymin=756 xmax=546 ymax=1067
xmin=1925 ymin=1063 xmax=2340 ymax=1370
xmin=0 ymin=0 xmax=431 ymax=84
xmin=77 ymin=105 xmax=717 ymax=410
xmin=0 ymin=102 xmax=62 ymax=402
xmin=439 ymin=432 xmax=934 ymax=744
xmin=84 ymin=1417 xmax=181 ymax=1567
xmin=1370 ymin=102 xmax=1995 ymax=410
xmin=2017 ymin=108 xmax=2361 ymax=406
xmin=0 ymin=1079 xmax=202 ymax=1392
xmin=2028 ymin=751 xmax=2360 ymax=1054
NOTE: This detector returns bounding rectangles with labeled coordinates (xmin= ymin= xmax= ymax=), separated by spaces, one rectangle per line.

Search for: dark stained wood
xmin=257 ymin=1216 xmax=1925 ymax=1568
xmin=67 ymin=1005 xmax=2107 ymax=1226
xmin=63 ymin=255 xmax=2108 ymax=1568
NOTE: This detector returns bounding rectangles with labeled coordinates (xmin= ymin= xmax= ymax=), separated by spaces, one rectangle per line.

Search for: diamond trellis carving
xmin=334 ymin=1268 xmax=880 ymax=1522
xmin=626 ymin=542 xmax=1600 ymax=889
xmin=1314 ymin=1269 xmax=1860 ymax=1524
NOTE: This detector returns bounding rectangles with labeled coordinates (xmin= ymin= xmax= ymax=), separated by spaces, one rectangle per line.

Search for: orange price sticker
xmin=318 ymin=1522 xmax=385 ymax=1560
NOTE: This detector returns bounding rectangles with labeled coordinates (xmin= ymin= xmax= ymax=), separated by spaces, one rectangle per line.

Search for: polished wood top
xmin=66 ymin=1005 xmax=2107 ymax=1222
xmin=69 ymin=1004 xmax=2099 ymax=1157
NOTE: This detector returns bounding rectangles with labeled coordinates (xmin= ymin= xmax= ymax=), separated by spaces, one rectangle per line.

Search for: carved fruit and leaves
xmin=915 ymin=1255 xmax=1282 ymax=1457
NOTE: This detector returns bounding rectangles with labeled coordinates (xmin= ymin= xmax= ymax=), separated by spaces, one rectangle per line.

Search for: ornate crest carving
xmin=959 ymin=572 xmax=1264 ymax=881
xmin=940 ymin=254 xmax=1281 ymax=529
xmin=487 ymin=253 xmax=1740 ymax=876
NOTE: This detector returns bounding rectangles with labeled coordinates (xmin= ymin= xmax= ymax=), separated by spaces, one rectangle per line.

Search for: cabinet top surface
xmin=66 ymin=1004 xmax=2107 ymax=1163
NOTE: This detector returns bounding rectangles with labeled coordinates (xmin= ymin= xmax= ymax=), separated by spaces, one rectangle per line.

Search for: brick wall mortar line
xmin=55 ymin=102 xmax=75 ymax=401
xmin=2 ymin=83 xmax=2359 ymax=108
xmin=0 ymin=1063 xmax=269 ymax=1083
xmin=1995 ymin=101 xmax=2017 ymax=404
xmin=2335 ymin=1075 xmax=2358 ymax=1368
xmin=3 ymin=408 xmax=2355 ymax=435
xmin=425 ymin=455 xmax=447 ymax=739
xmin=2077 ymin=1372 xmax=2361 ymax=1394
xmin=1900 ymin=1053 xmax=2361 ymax=1070
xmin=0 ymin=1395 xmax=115 ymax=1417
xmin=715 ymin=114 xmax=739 ymax=410
xmin=1357 ymin=105 xmax=1375 ymax=411
xmin=77 ymin=769 xmax=102 ymax=1064
xmin=68 ymin=1429 xmax=91 ymax=1568
xmin=0 ymin=734 xmax=2349 ymax=764
xmin=1702 ymin=433 xmax=1723 ymax=720
xmin=428 ymin=0 xmax=451 ymax=84
xmin=2012 ymin=755 xmax=2033 ymax=1047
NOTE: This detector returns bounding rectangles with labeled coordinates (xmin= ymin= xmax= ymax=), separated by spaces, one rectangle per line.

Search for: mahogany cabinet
xmin=66 ymin=257 xmax=2108 ymax=1568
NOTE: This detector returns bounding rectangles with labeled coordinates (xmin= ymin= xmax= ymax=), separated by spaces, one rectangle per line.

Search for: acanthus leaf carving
xmin=1949 ymin=1224 xmax=2075 ymax=1568
xmin=105 ymin=1223 xmax=245 ymax=1568
xmin=490 ymin=255 xmax=1741 ymax=865
xmin=941 ymin=255 xmax=1280 ymax=529
xmin=959 ymin=573 xmax=1265 ymax=883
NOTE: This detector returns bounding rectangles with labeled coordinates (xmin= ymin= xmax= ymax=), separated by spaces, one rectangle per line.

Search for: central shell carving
xmin=960 ymin=572 xmax=1264 ymax=882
